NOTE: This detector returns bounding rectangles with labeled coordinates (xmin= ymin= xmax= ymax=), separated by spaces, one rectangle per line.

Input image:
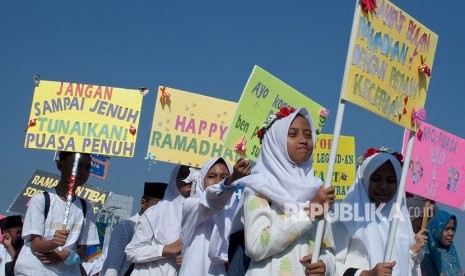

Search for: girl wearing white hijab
xmin=180 ymin=157 xmax=251 ymax=276
xmin=332 ymin=149 xmax=423 ymax=276
xmin=229 ymin=107 xmax=336 ymax=276
xmin=125 ymin=165 xmax=192 ymax=276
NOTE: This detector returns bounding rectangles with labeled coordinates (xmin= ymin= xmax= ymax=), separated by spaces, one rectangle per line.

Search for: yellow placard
xmin=147 ymin=86 xmax=239 ymax=167
xmin=222 ymin=65 xmax=328 ymax=162
xmin=342 ymin=0 xmax=438 ymax=130
xmin=313 ymin=134 xmax=356 ymax=200
xmin=24 ymin=80 xmax=143 ymax=157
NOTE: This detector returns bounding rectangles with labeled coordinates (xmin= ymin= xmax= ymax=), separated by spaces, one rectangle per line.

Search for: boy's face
xmin=58 ymin=153 xmax=91 ymax=186
xmin=140 ymin=197 xmax=161 ymax=214
xmin=176 ymin=165 xmax=193 ymax=198
xmin=4 ymin=227 xmax=23 ymax=248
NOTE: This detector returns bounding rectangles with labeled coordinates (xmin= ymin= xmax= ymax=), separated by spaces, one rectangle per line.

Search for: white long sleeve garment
xmin=125 ymin=214 xmax=178 ymax=276
xmin=179 ymin=180 xmax=237 ymax=276
xmin=332 ymin=220 xmax=422 ymax=276
xmin=242 ymin=193 xmax=335 ymax=276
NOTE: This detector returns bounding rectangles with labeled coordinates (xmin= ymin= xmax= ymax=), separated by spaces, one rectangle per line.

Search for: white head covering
xmin=181 ymin=157 xmax=234 ymax=260
xmin=144 ymin=165 xmax=186 ymax=244
xmin=230 ymin=107 xmax=322 ymax=242
xmin=339 ymin=152 xmax=414 ymax=275
xmin=240 ymin=107 xmax=321 ymax=210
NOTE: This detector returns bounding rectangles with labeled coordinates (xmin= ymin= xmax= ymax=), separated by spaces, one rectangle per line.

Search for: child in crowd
xmin=180 ymin=157 xmax=251 ymax=276
xmin=15 ymin=151 xmax=99 ymax=276
xmin=101 ymin=181 xmax=168 ymax=276
xmin=333 ymin=148 xmax=426 ymax=276
xmin=125 ymin=165 xmax=194 ymax=275
xmin=229 ymin=107 xmax=336 ymax=276
xmin=0 ymin=215 xmax=24 ymax=276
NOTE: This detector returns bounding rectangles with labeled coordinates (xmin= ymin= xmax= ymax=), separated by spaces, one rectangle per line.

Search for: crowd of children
xmin=1 ymin=107 xmax=462 ymax=276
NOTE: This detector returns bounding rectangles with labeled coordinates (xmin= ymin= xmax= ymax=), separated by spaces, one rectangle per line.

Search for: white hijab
xmin=181 ymin=157 xmax=234 ymax=261
xmin=239 ymin=107 xmax=321 ymax=211
xmin=230 ymin=107 xmax=322 ymax=238
xmin=240 ymin=107 xmax=321 ymax=208
xmin=144 ymin=165 xmax=185 ymax=244
xmin=340 ymin=152 xmax=414 ymax=275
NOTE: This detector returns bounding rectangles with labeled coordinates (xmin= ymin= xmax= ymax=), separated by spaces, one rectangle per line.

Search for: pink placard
xmin=403 ymin=122 xmax=465 ymax=210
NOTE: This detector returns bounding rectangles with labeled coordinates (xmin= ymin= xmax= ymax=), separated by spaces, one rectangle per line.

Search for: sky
xmin=1 ymin=0 xmax=464 ymax=267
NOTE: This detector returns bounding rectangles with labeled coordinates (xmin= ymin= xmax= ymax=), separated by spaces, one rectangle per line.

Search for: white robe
xmin=333 ymin=151 xmax=420 ymax=276
xmin=125 ymin=214 xmax=177 ymax=276
xmin=124 ymin=165 xmax=187 ymax=276
xmin=179 ymin=180 xmax=237 ymax=276
xmin=332 ymin=220 xmax=423 ymax=276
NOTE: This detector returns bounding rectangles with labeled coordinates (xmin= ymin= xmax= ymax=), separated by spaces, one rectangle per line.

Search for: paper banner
xmin=147 ymin=86 xmax=239 ymax=167
xmin=403 ymin=123 xmax=465 ymax=210
xmin=24 ymin=80 xmax=143 ymax=157
xmin=341 ymin=0 xmax=438 ymax=130
xmin=313 ymin=134 xmax=356 ymax=200
xmin=90 ymin=154 xmax=110 ymax=180
xmin=222 ymin=65 xmax=328 ymax=162
xmin=8 ymin=170 xmax=110 ymax=215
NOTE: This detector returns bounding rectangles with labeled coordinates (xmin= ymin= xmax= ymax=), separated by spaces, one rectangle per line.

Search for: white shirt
xmin=0 ymin=244 xmax=12 ymax=276
xmin=14 ymin=191 xmax=99 ymax=276
xmin=124 ymin=213 xmax=176 ymax=276
xmin=101 ymin=213 xmax=140 ymax=276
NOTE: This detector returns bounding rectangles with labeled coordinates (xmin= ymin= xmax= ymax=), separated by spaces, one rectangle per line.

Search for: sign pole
xmin=384 ymin=131 xmax=415 ymax=261
xmin=311 ymin=0 xmax=359 ymax=263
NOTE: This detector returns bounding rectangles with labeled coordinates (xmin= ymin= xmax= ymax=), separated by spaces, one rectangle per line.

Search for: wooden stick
xmin=421 ymin=200 xmax=431 ymax=229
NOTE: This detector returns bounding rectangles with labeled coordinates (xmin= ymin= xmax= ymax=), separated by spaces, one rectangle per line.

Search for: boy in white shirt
xmin=0 ymin=215 xmax=24 ymax=276
xmin=15 ymin=151 xmax=99 ymax=276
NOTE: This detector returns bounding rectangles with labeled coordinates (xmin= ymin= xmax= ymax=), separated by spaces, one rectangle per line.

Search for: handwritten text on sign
xmin=25 ymin=81 xmax=143 ymax=157
xmin=403 ymin=123 xmax=464 ymax=210
xmin=342 ymin=0 xmax=438 ymax=130
xmin=147 ymin=86 xmax=240 ymax=167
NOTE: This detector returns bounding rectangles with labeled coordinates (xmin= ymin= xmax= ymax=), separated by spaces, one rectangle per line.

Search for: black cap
xmin=144 ymin=182 xmax=168 ymax=199
xmin=0 ymin=215 xmax=23 ymax=231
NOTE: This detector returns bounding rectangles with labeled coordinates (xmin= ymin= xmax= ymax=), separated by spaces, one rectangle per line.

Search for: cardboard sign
xmin=313 ymin=134 xmax=356 ymax=200
xmin=403 ymin=123 xmax=465 ymax=210
xmin=341 ymin=0 xmax=438 ymax=130
xmin=147 ymin=86 xmax=239 ymax=167
xmin=25 ymin=80 xmax=143 ymax=157
xmin=223 ymin=65 xmax=328 ymax=162
xmin=8 ymin=170 xmax=110 ymax=215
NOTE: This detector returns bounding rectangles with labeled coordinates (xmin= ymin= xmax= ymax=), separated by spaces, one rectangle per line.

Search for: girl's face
xmin=441 ymin=218 xmax=455 ymax=247
xmin=287 ymin=116 xmax=313 ymax=164
xmin=203 ymin=162 xmax=230 ymax=189
xmin=176 ymin=165 xmax=192 ymax=198
xmin=368 ymin=161 xmax=397 ymax=207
